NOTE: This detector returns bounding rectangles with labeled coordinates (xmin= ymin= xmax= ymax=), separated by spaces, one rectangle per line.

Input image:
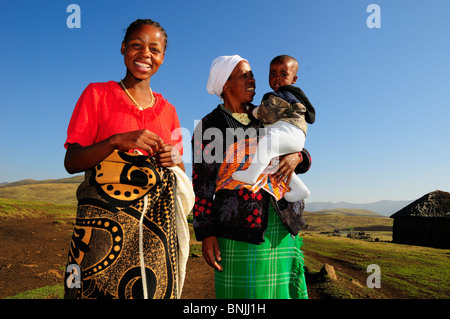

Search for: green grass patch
xmin=0 ymin=198 xmax=76 ymax=219
xmin=303 ymin=234 xmax=450 ymax=298
xmin=5 ymin=284 xmax=64 ymax=299
xmin=0 ymin=182 xmax=80 ymax=206
xmin=303 ymin=211 xmax=393 ymax=233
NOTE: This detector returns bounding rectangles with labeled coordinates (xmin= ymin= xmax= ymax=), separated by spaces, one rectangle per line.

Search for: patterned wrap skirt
xmin=215 ymin=204 xmax=308 ymax=299
xmin=64 ymin=150 xmax=178 ymax=299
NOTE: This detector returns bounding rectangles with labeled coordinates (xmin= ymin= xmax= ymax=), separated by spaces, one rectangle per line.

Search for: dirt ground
xmin=0 ymin=216 xmax=217 ymax=299
xmin=0 ymin=216 xmax=379 ymax=300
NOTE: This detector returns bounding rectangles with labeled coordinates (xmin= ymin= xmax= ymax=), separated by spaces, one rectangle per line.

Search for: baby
xmin=232 ymin=55 xmax=315 ymax=202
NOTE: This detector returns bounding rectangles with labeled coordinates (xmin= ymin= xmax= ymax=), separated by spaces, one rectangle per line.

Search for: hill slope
xmin=305 ymin=199 xmax=414 ymax=216
xmin=312 ymin=208 xmax=382 ymax=217
xmin=0 ymin=175 xmax=83 ymax=206
xmin=0 ymin=176 xmax=415 ymax=215
xmin=0 ymin=175 xmax=84 ymax=188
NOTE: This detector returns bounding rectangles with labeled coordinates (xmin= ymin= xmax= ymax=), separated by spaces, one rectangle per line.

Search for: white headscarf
xmin=206 ymin=55 xmax=248 ymax=97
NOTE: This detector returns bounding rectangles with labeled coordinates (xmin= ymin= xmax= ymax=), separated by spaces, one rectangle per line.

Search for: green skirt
xmin=215 ymin=204 xmax=308 ymax=299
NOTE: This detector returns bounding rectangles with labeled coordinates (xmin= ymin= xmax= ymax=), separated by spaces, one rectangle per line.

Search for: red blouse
xmin=65 ymin=81 xmax=183 ymax=156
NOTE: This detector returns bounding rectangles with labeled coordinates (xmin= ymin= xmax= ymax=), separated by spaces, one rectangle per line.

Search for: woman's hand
xmin=156 ymin=144 xmax=182 ymax=167
xmin=111 ymin=129 xmax=164 ymax=155
xmin=64 ymin=129 xmax=165 ymax=174
xmin=202 ymin=236 xmax=223 ymax=271
xmin=274 ymin=153 xmax=302 ymax=185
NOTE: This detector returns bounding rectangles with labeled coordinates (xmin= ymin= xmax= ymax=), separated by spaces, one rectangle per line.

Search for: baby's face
xmin=269 ymin=61 xmax=298 ymax=91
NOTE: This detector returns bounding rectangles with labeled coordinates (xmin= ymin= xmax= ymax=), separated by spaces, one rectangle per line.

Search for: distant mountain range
xmin=0 ymin=176 xmax=414 ymax=216
xmin=305 ymin=200 xmax=414 ymax=216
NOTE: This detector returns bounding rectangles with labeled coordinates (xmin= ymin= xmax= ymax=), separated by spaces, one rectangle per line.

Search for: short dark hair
xmin=270 ymin=55 xmax=299 ymax=73
xmin=123 ymin=19 xmax=168 ymax=50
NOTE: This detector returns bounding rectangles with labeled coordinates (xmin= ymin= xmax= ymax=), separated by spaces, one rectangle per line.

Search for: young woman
xmin=63 ymin=19 xmax=189 ymax=299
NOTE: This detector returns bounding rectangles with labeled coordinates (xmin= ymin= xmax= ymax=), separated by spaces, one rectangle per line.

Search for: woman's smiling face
xmin=223 ymin=60 xmax=256 ymax=105
xmin=121 ymin=24 xmax=165 ymax=80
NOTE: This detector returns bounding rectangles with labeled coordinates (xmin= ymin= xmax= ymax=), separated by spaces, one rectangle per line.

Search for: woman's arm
xmin=64 ymin=129 xmax=165 ymax=174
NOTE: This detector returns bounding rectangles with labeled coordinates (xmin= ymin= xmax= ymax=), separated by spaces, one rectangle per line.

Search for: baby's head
xmin=269 ymin=55 xmax=298 ymax=91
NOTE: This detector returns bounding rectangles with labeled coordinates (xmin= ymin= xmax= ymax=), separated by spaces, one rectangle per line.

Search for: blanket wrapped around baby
xmin=64 ymin=150 xmax=192 ymax=299
xmin=215 ymin=137 xmax=290 ymax=200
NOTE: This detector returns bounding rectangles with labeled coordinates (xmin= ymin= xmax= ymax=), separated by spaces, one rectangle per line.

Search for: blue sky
xmin=1 ymin=0 xmax=449 ymax=204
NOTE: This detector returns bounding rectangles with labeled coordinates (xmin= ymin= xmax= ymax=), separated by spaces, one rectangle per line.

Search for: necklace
xmin=120 ymin=80 xmax=155 ymax=110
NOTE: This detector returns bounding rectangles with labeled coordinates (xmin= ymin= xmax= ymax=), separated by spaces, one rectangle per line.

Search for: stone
xmin=350 ymin=278 xmax=363 ymax=288
xmin=320 ymin=263 xmax=337 ymax=281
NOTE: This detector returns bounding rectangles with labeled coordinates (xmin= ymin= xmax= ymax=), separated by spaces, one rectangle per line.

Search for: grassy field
xmin=302 ymin=210 xmax=393 ymax=240
xmin=1 ymin=197 xmax=449 ymax=299
xmin=0 ymin=197 xmax=76 ymax=219
xmin=298 ymin=210 xmax=449 ymax=299
xmin=302 ymin=234 xmax=449 ymax=299
xmin=6 ymin=231 xmax=449 ymax=300
xmin=0 ymin=176 xmax=82 ymax=206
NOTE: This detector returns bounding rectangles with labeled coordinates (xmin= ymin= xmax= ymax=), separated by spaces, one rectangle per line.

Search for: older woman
xmin=192 ymin=55 xmax=310 ymax=299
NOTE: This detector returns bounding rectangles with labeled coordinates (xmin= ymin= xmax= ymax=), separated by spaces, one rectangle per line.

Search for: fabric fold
xmin=169 ymin=165 xmax=195 ymax=298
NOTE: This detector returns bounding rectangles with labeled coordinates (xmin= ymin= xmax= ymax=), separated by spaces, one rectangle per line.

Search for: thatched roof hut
xmin=391 ymin=190 xmax=450 ymax=218
xmin=390 ymin=190 xmax=450 ymax=248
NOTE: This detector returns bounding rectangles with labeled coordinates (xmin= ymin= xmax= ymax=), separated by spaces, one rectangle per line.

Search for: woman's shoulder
xmin=80 ymin=81 xmax=119 ymax=97
xmin=84 ymin=81 xmax=116 ymax=90
xmin=199 ymin=105 xmax=225 ymax=126
xmin=203 ymin=105 xmax=224 ymax=120
xmin=192 ymin=105 xmax=222 ymax=135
